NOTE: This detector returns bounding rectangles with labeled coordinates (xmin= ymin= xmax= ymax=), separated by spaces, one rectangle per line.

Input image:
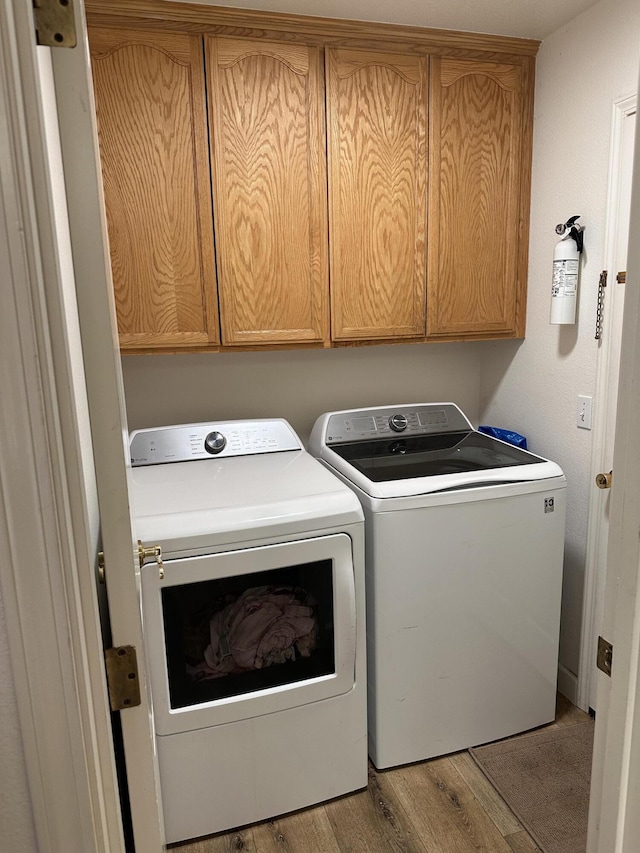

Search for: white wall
xmin=480 ymin=0 xmax=640 ymax=694
xmin=122 ymin=342 xmax=486 ymax=441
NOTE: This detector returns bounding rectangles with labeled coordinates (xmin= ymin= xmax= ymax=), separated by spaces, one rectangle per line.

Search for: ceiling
xmin=173 ymin=0 xmax=601 ymax=40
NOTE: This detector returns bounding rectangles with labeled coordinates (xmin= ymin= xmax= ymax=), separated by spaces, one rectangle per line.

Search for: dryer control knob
xmin=389 ymin=414 xmax=408 ymax=432
xmin=204 ymin=431 xmax=226 ymax=455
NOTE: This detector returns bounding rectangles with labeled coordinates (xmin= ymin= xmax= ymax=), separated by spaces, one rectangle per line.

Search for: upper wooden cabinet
xmin=327 ymin=49 xmax=428 ymax=341
xmin=86 ymin=4 xmax=537 ymax=352
xmin=206 ymin=37 xmax=329 ymax=345
xmin=89 ymin=27 xmax=219 ymax=350
xmin=427 ymin=57 xmax=530 ymax=338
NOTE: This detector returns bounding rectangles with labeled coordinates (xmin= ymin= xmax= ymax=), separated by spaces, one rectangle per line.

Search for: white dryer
xmin=309 ymin=403 xmax=566 ymax=770
xmin=128 ymin=419 xmax=366 ymax=844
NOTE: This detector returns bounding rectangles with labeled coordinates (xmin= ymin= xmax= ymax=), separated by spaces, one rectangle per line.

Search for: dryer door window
xmin=141 ymin=533 xmax=357 ymax=736
xmin=161 ymin=559 xmax=335 ymax=710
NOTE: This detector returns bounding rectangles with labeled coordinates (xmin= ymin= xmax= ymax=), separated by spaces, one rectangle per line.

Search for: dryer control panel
xmin=324 ymin=404 xmax=473 ymax=444
xmin=130 ymin=419 xmax=302 ymax=466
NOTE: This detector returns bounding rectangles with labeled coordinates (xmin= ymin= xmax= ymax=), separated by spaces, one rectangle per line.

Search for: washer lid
xmin=323 ymin=434 xmax=563 ymax=497
xmin=129 ymin=449 xmax=363 ymax=552
xmin=309 ymin=404 xmax=564 ymax=498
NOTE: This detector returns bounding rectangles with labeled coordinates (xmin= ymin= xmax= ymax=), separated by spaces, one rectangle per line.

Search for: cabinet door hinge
xmin=104 ymin=645 xmax=141 ymax=711
xmin=597 ymin=635 xmax=613 ymax=677
xmin=33 ymin=0 xmax=77 ymax=48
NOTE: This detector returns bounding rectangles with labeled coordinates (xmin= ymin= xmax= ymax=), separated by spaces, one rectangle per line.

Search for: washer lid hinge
xmin=104 ymin=646 xmax=141 ymax=711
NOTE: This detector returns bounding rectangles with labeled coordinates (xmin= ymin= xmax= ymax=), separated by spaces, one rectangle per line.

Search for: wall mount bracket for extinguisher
xmin=555 ymin=215 xmax=585 ymax=253
xmin=550 ymin=215 xmax=585 ymax=325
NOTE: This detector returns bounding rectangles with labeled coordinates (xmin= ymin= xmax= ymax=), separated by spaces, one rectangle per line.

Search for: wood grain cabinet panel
xmin=206 ymin=37 xmax=329 ymax=345
xmin=327 ymin=49 xmax=428 ymax=341
xmin=89 ymin=28 xmax=219 ymax=350
xmin=427 ymin=57 xmax=529 ymax=338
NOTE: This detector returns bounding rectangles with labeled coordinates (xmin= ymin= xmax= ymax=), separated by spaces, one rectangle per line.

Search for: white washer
xmin=309 ymin=403 xmax=566 ymax=770
xmin=128 ymin=419 xmax=366 ymax=844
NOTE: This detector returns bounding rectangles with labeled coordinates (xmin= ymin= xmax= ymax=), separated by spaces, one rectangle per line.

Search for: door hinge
xmin=33 ymin=0 xmax=77 ymax=48
xmin=104 ymin=646 xmax=141 ymax=711
xmin=597 ymin=635 xmax=613 ymax=677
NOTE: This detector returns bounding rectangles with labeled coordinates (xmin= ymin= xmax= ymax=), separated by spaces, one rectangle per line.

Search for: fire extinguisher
xmin=550 ymin=215 xmax=584 ymax=324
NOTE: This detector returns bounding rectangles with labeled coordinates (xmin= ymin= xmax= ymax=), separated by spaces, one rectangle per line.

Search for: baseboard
xmin=557 ymin=663 xmax=579 ymax=706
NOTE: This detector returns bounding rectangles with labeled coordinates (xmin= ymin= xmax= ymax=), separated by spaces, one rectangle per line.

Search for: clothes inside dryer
xmin=161 ymin=559 xmax=336 ymax=709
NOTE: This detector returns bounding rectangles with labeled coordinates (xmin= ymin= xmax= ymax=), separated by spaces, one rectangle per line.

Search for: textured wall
xmin=480 ymin=0 xmax=640 ymax=686
xmin=122 ymin=342 xmax=487 ymax=442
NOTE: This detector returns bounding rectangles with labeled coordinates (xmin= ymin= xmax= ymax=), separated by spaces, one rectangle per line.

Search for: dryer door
xmin=141 ymin=533 xmax=357 ymax=735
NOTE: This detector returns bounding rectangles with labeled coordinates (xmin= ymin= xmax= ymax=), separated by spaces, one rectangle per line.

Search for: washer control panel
xmin=324 ymin=404 xmax=473 ymax=444
xmin=130 ymin=419 xmax=302 ymax=466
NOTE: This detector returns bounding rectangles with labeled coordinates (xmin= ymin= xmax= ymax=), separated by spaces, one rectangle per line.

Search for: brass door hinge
xmin=597 ymin=636 xmax=613 ymax=677
xmin=104 ymin=646 xmax=141 ymax=711
xmin=33 ymin=0 xmax=77 ymax=48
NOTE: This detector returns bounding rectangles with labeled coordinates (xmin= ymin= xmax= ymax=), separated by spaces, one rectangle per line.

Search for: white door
xmin=587 ymin=82 xmax=640 ymax=850
xmin=33 ymin=3 xmax=166 ymax=851
xmin=581 ymin=100 xmax=636 ymax=712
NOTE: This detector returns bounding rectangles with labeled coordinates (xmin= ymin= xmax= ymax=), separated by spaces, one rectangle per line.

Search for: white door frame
xmin=579 ymin=93 xmax=637 ymax=713
xmin=0 ymin=1 xmax=123 ymax=850
xmin=1 ymin=0 xmax=164 ymax=851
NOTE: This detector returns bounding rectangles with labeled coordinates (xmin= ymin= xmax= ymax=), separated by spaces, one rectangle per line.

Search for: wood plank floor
xmin=171 ymin=695 xmax=590 ymax=853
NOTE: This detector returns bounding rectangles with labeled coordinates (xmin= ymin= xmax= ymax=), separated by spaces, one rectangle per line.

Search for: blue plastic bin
xmin=478 ymin=425 xmax=527 ymax=450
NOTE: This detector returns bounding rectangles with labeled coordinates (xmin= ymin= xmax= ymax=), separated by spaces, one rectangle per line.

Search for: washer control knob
xmin=389 ymin=413 xmax=408 ymax=432
xmin=204 ymin=431 xmax=226 ymax=455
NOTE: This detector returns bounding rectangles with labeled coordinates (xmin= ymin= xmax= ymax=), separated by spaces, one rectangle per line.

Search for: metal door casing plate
xmin=597 ymin=635 xmax=613 ymax=677
xmin=33 ymin=0 xmax=77 ymax=48
xmin=104 ymin=645 xmax=141 ymax=711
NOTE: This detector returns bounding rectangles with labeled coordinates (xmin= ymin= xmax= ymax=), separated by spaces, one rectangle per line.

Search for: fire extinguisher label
xmin=552 ymin=259 xmax=579 ymax=296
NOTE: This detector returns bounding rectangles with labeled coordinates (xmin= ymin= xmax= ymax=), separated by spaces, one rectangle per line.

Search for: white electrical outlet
xmin=577 ymin=395 xmax=593 ymax=430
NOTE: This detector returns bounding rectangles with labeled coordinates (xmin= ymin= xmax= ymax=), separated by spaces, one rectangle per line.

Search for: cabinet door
xmin=207 ymin=37 xmax=329 ymax=345
xmin=327 ymin=49 xmax=428 ymax=341
xmin=89 ymin=28 xmax=219 ymax=350
xmin=428 ymin=58 xmax=530 ymax=338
